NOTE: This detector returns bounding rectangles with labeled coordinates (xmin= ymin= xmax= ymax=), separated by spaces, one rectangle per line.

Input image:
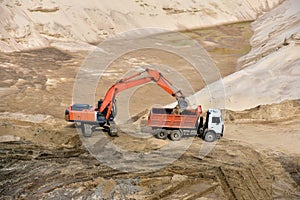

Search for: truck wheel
xmin=204 ymin=130 xmax=216 ymax=142
xmin=170 ymin=131 xmax=182 ymax=141
xmin=81 ymin=123 xmax=92 ymax=137
xmin=156 ymin=130 xmax=167 ymax=140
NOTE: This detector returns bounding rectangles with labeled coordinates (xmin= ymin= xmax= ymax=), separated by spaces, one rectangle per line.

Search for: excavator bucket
xmin=178 ymin=97 xmax=188 ymax=112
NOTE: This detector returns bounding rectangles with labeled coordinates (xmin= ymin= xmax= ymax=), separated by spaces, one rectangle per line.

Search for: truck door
xmin=210 ymin=116 xmax=222 ymax=133
xmin=207 ymin=110 xmax=223 ymax=134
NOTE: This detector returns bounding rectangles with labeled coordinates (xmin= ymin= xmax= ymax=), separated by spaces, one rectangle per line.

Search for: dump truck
xmin=148 ymin=106 xmax=224 ymax=142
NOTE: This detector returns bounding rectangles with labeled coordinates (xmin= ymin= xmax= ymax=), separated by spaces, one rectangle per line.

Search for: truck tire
xmin=170 ymin=130 xmax=182 ymax=141
xmin=156 ymin=130 xmax=168 ymax=140
xmin=81 ymin=123 xmax=92 ymax=137
xmin=204 ymin=130 xmax=216 ymax=142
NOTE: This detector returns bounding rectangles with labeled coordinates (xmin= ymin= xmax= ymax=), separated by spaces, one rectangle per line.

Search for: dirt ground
xmin=0 ymin=22 xmax=299 ymax=199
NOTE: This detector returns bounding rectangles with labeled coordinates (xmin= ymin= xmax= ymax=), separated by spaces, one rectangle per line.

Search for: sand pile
xmin=0 ymin=0 xmax=283 ymax=52
xmin=226 ymin=99 xmax=300 ymax=123
xmin=191 ymin=0 xmax=300 ymax=111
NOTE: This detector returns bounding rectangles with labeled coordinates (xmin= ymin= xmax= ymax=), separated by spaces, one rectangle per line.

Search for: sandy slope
xmin=190 ymin=0 xmax=300 ymax=111
xmin=0 ymin=0 xmax=283 ymax=52
xmin=225 ymin=99 xmax=300 ymax=154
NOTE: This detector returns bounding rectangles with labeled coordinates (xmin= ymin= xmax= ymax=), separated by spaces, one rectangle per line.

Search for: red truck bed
xmin=148 ymin=106 xmax=202 ymax=129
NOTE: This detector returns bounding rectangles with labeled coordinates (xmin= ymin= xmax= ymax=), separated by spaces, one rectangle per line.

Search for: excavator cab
xmin=97 ymin=99 xmax=117 ymax=122
xmin=97 ymin=99 xmax=103 ymax=110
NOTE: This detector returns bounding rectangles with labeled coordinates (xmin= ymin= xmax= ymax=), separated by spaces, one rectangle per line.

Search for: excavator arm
xmin=99 ymin=68 xmax=188 ymax=120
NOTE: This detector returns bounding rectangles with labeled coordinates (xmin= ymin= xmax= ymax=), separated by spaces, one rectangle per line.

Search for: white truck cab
xmin=200 ymin=108 xmax=224 ymax=142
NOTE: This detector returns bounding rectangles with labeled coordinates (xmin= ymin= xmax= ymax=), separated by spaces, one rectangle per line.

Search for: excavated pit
xmin=0 ymin=23 xmax=299 ymax=199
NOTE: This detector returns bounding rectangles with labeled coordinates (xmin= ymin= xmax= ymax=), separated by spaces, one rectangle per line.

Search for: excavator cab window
xmin=97 ymin=99 xmax=103 ymax=110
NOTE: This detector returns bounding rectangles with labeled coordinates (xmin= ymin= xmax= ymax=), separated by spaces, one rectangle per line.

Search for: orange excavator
xmin=65 ymin=68 xmax=188 ymax=137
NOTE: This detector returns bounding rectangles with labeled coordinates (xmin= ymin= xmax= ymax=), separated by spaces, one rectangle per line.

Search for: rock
xmin=0 ymin=134 xmax=21 ymax=142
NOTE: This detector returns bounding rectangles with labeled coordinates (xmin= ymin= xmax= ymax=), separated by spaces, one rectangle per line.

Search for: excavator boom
xmin=99 ymin=68 xmax=188 ymax=119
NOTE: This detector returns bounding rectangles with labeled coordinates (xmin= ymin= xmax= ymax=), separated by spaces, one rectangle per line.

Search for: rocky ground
xmin=1 ymin=135 xmax=299 ymax=199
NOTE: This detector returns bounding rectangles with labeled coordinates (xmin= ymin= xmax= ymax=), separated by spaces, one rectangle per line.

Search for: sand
xmin=0 ymin=0 xmax=299 ymax=199
xmin=0 ymin=0 xmax=284 ymax=52
xmin=189 ymin=0 xmax=300 ymax=111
